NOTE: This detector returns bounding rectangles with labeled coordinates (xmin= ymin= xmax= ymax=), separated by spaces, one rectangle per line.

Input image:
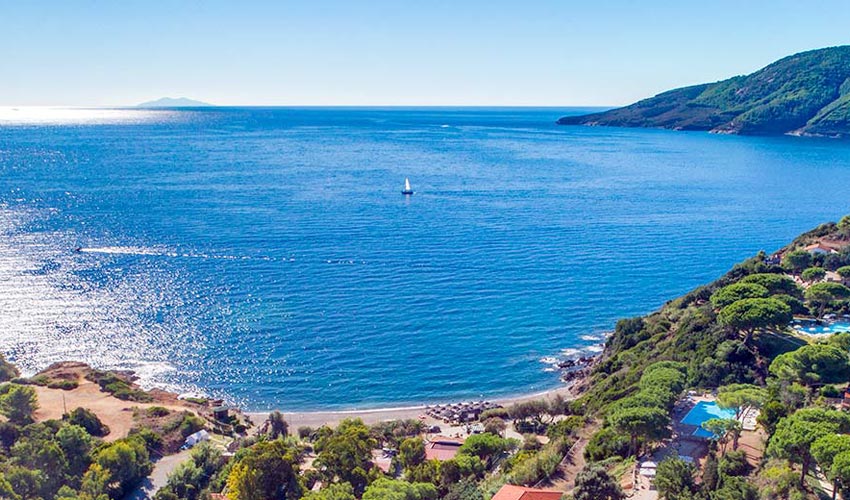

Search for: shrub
xmin=572 ymin=464 xmax=625 ymax=500
xmin=483 ymin=417 xmax=507 ymax=436
xmin=546 ymin=416 xmax=584 ymax=441
xmin=802 ymin=266 xmax=827 ymax=282
xmin=821 ymin=385 xmax=842 ymax=398
xmin=585 ymin=427 xmax=631 ymax=462
xmin=130 ymin=427 xmax=164 ymax=451
xmin=178 ymin=414 xmax=206 ymax=438
xmin=86 ymin=370 xmax=153 ymax=402
xmin=22 ymin=374 xmax=78 ymax=390
xmin=66 ymin=407 xmax=110 ymax=437
xmin=298 ymin=426 xmax=314 ymax=440
xmin=92 ymin=436 xmax=153 ymax=498
xmin=508 ymin=439 xmax=568 ymax=486
xmin=0 ymin=354 xmax=19 ymax=382
xmin=782 ymin=250 xmax=812 ymax=273
xmin=718 ymin=449 xmax=751 ymax=477
xmin=27 ymin=374 xmax=51 ymax=386
xmin=443 ymin=479 xmax=483 ymax=500
xmin=459 ymin=433 xmax=516 ymax=461
xmin=521 ymin=434 xmax=541 ymax=451
xmin=479 ymin=407 xmax=509 ymax=420
xmin=182 ymin=397 xmax=208 ymax=405
xmin=47 ymin=379 xmax=79 ymax=390
xmin=146 ymin=406 xmax=171 ymax=417
xmin=0 ymin=384 xmax=38 ymax=425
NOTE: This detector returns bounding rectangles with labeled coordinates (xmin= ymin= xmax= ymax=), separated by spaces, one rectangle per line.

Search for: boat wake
xmin=79 ymin=246 xmax=164 ymax=256
xmin=77 ymin=246 xmax=278 ymax=261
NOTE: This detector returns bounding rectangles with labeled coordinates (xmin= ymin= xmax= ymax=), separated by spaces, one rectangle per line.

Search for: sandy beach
xmin=246 ymin=383 xmax=577 ymax=428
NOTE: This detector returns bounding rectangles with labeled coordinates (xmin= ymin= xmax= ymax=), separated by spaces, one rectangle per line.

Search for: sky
xmin=2 ymin=1 xmax=850 ymax=107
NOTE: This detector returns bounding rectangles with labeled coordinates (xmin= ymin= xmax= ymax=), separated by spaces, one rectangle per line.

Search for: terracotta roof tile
xmin=491 ymin=484 xmax=563 ymax=500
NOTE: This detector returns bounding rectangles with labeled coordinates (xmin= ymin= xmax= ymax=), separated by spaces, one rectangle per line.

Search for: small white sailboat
xmin=401 ymin=177 xmax=414 ymax=195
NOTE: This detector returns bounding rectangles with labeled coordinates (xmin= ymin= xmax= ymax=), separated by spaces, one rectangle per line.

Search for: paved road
xmin=125 ymin=449 xmax=192 ymax=500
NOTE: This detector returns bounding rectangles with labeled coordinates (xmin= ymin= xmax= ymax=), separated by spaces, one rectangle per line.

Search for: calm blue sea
xmin=1 ymin=107 xmax=849 ymax=411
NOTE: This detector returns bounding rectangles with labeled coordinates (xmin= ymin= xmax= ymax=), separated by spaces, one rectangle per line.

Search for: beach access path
xmin=246 ymin=384 xmax=576 ymax=428
xmin=126 ymin=449 xmax=192 ymax=500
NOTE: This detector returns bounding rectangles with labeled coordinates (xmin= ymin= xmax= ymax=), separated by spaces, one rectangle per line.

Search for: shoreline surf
xmin=244 ymin=381 xmax=580 ymax=428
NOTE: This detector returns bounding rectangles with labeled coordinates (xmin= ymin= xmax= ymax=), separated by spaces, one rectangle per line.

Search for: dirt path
xmin=542 ymin=420 xmax=600 ymax=492
xmin=125 ymin=449 xmax=192 ymax=499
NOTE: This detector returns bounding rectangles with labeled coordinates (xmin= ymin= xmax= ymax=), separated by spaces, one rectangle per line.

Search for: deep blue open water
xmin=1 ymin=107 xmax=850 ymax=411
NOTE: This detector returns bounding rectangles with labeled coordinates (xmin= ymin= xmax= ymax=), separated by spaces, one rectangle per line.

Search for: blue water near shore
xmin=2 ymin=107 xmax=850 ymax=411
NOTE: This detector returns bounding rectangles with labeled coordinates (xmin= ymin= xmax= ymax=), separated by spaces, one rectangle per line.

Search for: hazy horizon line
xmin=0 ymin=103 xmax=616 ymax=109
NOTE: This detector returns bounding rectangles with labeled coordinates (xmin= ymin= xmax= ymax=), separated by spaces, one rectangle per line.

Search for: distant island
xmin=137 ymin=97 xmax=213 ymax=108
xmin=559 ymin=45 xmax=850 ymax=137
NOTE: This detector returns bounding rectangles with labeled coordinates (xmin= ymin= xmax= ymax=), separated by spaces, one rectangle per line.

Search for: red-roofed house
xmin=491 ymin=484 xmax=563 ymax=500
xmin=424 ymin=436 xmax=464 ymax=461
xmin=805 ymin=242 xmax=840 ymax=255
xmin=371 ymin=449 xmax=397 ymax=475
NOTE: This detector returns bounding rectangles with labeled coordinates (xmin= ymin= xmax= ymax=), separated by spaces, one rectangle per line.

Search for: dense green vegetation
xmin=0 ymin=383 xmax=154 ymax=500
xmin=558 ymin=46 xmax=850 ymax=137
xmin=85 ymin=370 xmax=153 ymax=402
xmin=575 ymin=220 xmax=850 ymax=419
xmin=571 ymin=218 xmax=850 ymax=499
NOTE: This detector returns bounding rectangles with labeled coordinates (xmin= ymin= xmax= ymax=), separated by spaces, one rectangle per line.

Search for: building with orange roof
xmin=805 ymin=241 xmax=842 ymax=255
xmin=491 ymin=484 xmax=563 ymax=500
xmin=424 ymin=436 xmax=465 ymax=461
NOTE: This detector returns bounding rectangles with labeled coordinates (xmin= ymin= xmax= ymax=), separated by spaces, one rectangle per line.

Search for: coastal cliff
xmin=559 ymin=46 xmax=850 ymax=137
xmin=574 ymin=218 xmax=850 ymax=413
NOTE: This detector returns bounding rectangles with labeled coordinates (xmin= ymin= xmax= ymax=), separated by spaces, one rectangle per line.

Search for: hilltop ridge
xmin=559 ymin=46 xmax=850 ymax=137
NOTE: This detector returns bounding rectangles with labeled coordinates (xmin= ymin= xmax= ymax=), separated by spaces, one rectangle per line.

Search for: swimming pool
xmin=792 ymin=319 xmax=850 ymax=335
xmin=681 ymin=401 xmax=736 ymax=438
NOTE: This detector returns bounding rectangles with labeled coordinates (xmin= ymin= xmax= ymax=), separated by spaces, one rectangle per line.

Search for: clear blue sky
xmin=3 ymin=1 xmax=850 ymax=106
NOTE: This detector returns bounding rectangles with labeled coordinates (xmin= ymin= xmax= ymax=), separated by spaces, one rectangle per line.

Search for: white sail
xmin=404 ymin=178 xmax=411 ymax=191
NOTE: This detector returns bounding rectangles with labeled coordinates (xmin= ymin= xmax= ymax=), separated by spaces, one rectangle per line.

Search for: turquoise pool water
xmin=681 ymin=401 xmax=736 ymax=438
xmin=792 ymin=319 xmax=850 ymax=335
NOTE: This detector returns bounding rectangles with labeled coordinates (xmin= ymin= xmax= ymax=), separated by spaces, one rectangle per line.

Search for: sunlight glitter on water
xmin=0 ymin=208 xmax=210 ymax=397
xmin=0 ymin=107 xmax=172 ymax=125
xmin=3 ymin=107 xmax=850 ymax=410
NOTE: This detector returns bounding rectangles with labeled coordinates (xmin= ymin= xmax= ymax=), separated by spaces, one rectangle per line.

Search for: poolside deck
xmin=651 ymin=393 xmax=765 ymax=472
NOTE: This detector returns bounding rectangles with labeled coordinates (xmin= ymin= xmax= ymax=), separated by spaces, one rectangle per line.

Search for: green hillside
xmin=559 ymin=46 xmax=850 ymax=137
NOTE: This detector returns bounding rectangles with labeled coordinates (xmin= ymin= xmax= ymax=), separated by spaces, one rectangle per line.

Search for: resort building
xmin=805 ymin=242 xmax=841 ymax=255
xmin=211 ymin=404 xmax=230 ymax=421
xmin=371 ymin=449 xmax=397 ymax=475
xmin=424 ymin=436 xmax=465 ymax=461
xmin=491 ymin=484 xmax=563 ymax=500
xmin=183 ymin=429 xmax=210 ymax=448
